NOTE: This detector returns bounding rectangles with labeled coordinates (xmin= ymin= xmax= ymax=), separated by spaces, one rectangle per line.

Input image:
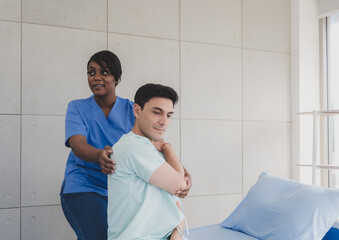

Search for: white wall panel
xmin=22 ymin=0 xmax=106 ymax=31
xmin=181 ymin=42 xmax=242 ymax=120
xmin=21 ymin=115 xmax=68 ymax=206
xmin=22 ymin=206 xmax=75 ymax=240
xmin=243 ymin=49 xmax=291 ymax=121
xmin=0 ymin=21 xmax=21 ymax=114
xmin=108 ymin=33 xmax=180 ymax=116
xmin=243 ymin=121 xmax=291 ymax=192
xmin=22 ymin=24 xmax=105 ymax=115
xmin=0 ymin=208 xmax=20 ymax=240
xmin=108 ymin=0 xmax=179 ymax=40
xmin=181 ymin=120 xmax=242 ymax=196
xmin=0 ymin=0 xmax=21 ymax=21
xmin=163 ymin=119 xmax=180 ymax=158
xmin=0 ymin=116 xmax=20 ymax=208
xmin=181 ymin=0 xmax=241 ymax=47
xmin=0 ymin=1 xmax=293 ymax=239
xmin=243 ymin=0 xmax=291 ymax=53
xmin=182 ymin=194 xmax=242 ymax=228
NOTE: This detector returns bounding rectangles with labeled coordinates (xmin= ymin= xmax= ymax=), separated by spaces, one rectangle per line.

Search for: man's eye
xmin=153 ymin=111 xmax=161 ymax=115
xmin=167 ymin=115 xmax=173 ymax=119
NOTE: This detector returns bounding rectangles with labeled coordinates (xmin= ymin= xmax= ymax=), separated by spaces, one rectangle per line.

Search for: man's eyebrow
xmin=152 ymin=107 xmax=174 ymax=115
xmin=152 ymin=107 xmax=163 ymax=111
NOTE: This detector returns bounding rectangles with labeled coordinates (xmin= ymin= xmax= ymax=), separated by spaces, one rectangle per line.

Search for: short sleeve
xmin=65 ymin=101 xmax=88 ymax=147
xmin=128 ymin=142 xmax=164 ymax=183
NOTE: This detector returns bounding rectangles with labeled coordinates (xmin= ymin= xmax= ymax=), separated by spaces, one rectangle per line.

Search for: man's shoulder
xmin=115 ymin=132 xmax=151 ymax=150
xmin=113 ymin=133 xmax=156 ymax=160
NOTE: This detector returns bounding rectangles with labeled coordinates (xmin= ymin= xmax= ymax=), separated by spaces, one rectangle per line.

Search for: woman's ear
xmin=114 ymin=78 xmax=120 ymax=86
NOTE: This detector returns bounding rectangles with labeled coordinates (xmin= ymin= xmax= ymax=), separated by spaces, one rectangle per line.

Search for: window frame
xmin=319 ymin=15 xmax=339 ymax=188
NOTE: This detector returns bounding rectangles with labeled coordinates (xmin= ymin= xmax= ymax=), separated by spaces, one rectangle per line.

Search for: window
xmin=321 ymin=13 xmax=339 ymax=188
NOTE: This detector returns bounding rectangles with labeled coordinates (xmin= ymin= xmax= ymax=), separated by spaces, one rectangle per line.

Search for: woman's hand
xmin=175 ymin=168 xmax=192 ymax=198
xmin=68 ymin=135 xmax=116 ymax=174
xmin=98 ymin=145 xmax=116 ymax=174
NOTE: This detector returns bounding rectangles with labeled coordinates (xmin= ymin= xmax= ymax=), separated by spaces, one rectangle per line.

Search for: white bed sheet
xmin=188 ymin=224 xmax=259 ymax=240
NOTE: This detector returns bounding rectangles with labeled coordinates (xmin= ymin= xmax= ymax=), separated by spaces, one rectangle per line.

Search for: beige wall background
xmin=0 ymin=0 xmax=291 ymax=239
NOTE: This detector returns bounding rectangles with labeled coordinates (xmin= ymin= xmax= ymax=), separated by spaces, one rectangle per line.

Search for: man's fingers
xmin=175 ymin=183 xmax=190 ymax=198
xmin=175 ymin=191 xmax=188 ymax=198
xmin=185 ymin=177 xmax=192 ymax=188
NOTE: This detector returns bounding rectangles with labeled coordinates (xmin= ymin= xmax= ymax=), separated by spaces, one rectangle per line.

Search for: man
xmin=107 ymin=83 xmax=188 ymax=240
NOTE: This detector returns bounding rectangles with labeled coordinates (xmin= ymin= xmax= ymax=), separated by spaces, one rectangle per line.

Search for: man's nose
xmin=159 ymin=115 xmax=168 ymax=126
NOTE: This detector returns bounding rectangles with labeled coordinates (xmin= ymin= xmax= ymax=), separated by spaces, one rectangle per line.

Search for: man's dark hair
xmin=87 ymin=50 xmax=122 ymax=86
xmin=134 ymin=83 xmax=179 ymax=109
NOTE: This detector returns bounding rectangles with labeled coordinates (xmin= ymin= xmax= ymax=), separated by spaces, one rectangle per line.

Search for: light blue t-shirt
xmin=62 ymin=95 xmax=135 ymax=196
xmin=108 ymin=132 xmax=183 ymax=240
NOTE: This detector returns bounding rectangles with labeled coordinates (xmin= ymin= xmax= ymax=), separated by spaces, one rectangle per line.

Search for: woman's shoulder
xmin=117 ymin=96 xmax=134 ymax=106
xmin=67 ymin=96 xmax=94 ymax=110
xmin=68 ymin=96 xmax=93 ymax=105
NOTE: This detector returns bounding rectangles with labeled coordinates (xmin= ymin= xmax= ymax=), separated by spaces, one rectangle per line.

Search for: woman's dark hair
xmin=134 ymin=83 xmax=179 ymax=109
xmin=87 ymin=50 xmax=122 ymax=86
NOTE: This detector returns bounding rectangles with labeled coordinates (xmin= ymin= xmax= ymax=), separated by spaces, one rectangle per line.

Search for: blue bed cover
xmin=188 ymin=224 xmax=258 ymax=240
xmin=188 ymin=224 xmax=339 ymax=240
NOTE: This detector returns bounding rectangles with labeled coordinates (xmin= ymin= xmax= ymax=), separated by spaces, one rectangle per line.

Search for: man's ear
xmin=133 ymin=104 xmax=141 ymax=118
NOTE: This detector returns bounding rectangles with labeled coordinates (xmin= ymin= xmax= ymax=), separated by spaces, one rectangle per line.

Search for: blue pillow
xmin=221 ymin=172 xmax=339 ymax=240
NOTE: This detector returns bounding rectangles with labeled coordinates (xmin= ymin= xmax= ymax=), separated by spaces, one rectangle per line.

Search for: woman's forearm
xmin=68 ymin=135 xmax=101 ymax=162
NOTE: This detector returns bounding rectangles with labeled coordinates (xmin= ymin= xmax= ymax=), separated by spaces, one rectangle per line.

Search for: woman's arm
xmin=68 ymin=135 xmax=115 ymax=174
xmin=149 ymin=141 xmax=186 ymax=194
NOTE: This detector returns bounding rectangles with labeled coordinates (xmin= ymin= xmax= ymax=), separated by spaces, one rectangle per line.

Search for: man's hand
xmin=175 ymin=168 xmax=192 ymax=198
xmin=98 ymin=145 xmax=115 ymax=174
xmin=151 ymin=139 xmax=165 ymax=152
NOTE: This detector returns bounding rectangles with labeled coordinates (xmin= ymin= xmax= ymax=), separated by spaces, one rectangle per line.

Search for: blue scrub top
xmin=62 ymin=95 xmax=135 ymax=196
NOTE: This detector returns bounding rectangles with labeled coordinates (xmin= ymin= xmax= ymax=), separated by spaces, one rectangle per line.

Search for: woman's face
xmin=87 ymin=61 xmax=117 ymax=97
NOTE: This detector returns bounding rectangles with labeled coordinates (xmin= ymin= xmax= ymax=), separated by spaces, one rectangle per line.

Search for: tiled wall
xmin=0 ymin=0 xmax=291 ymax=239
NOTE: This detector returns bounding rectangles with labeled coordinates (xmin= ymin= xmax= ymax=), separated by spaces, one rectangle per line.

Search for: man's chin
xmin=153 ymin=134 xmax=165 ymax=141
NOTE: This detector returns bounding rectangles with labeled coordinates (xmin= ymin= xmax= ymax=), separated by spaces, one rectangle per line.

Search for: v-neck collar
xmin=90 ymin=95 xmax=120 ymax=123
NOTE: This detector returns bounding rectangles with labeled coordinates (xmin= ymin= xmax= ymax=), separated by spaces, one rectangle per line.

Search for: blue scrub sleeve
xmin=65 ymin=101 xmax=88 ymax=147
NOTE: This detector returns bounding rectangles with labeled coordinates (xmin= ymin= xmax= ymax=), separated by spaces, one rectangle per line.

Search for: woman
xmin=60 ymin=50 xmax=191 ymax=240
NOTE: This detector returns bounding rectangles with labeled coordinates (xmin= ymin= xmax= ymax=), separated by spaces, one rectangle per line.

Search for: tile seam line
xmin=179 ymin=0 xmax=182 ymax=164
xmin=106 ymin=0 xmax=108 ymax=49
xmin=21 ymin=21 xmax=107 ymax=33
xmin=241 ymin=0 xmax=244 ymax=196
xmin=20 ymin=0 xmax=23 ymax=239
xmin=17 ymin=23 xmax=290 ymax=55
